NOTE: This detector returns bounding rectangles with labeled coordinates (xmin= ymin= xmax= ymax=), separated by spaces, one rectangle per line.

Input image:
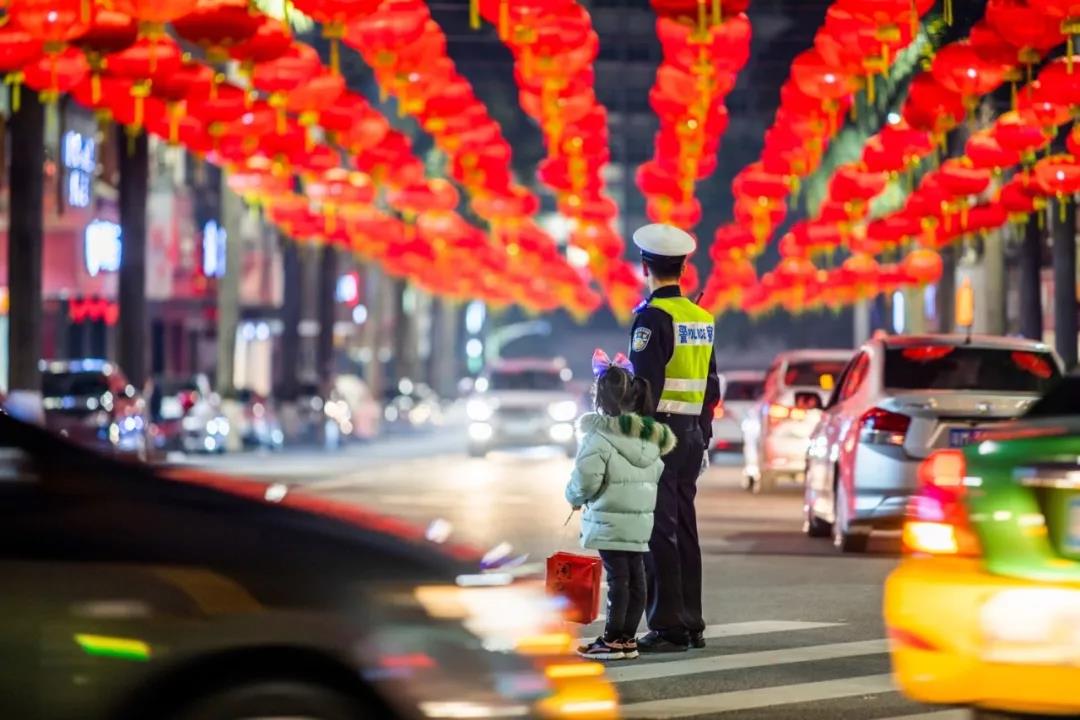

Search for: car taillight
xmin=902 ymin=450 xmax=981 ymax=557
xmin=767 ymin=403 xmax=807 ymax=425
xmin=858 ymin=407 xmax=910 ymax=446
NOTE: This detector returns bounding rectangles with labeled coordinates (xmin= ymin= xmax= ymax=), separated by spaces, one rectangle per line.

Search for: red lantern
xmin=965 ymin=129 xmax=1021 ymax=171
xmin=1035 ymin=55 xmax=1080 ymax=107
xmin=903 ymin=74 xmax=965 ymax=137
xmin=112 ymin=0 xmax=199 ymax=25
xmin=289 ymin=0 xmax=384 ymax=72
xmin=901 ymin=248 xmax=943 ymax=285
xmin=986 ymin=0 xmax=1064 ymax=60
xmin=229 ymin=16 xmax=291 ymax=66
xmin=22 ymin=46 xmax=88 ymax=102
xmin=72 ymin=8 xmax=137 ymax=105
xmin=8 ymin=0 xmax=89 ymax=45
xmin=790 ymin=48 xmax=857 ymax=103
xmin=347 ymin=0 xmax=428 ymax=75
xmin=992 ymin=110 xmax=1050 ymax=160
xmin=931 ymin=41 xmax=1009 ymax=104
xmin=938 ymin=159 xmax=992 ymax=198
xmin=1032 ymin=154 xmax=1080 ymax=198
xmin=1027 ymin=0 xmax=1080 ymax=72
xmin=172 ymin=0 xmax=261 ymax=64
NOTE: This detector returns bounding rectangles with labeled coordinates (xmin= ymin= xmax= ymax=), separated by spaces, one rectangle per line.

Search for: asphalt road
xmin=188 ymin=434 xmax=966 ymax=720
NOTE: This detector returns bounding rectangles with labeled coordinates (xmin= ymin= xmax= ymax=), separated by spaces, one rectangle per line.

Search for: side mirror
xmin=794 ymin=391 xmax=823 ymax=411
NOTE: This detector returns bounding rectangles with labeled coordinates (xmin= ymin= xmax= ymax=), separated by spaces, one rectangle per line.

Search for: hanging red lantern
xmin=986 ymin=0 xmax=1064 ymax=65
xmin=938 ymin=159 xmax=993 ymax=198
xmin=8 ymin=0 xmax=89 ymax=46
xmin=72 ymin=8 xmax=137 ymax=105
xmin=172 ymin=0 xmax=261 ymax=65
xmin=902 ymin=74 xmax=965 ymax=137
xmin=965 ymin=129 xmax=1021 ymax=171
xmin=790 ymin=48 xmax=857 ymax=127
xmin=931 ymin=41 xmax=1010 ymax=107
xmin=1027 ymin=0 xmax=1080 ymax=71
xmin=1020 ymin=80 xmax=1073 ymax=129
xmin=1032 ymin=154 xmax=1080 ymax=198
xmin=901 ymin=248 xmax=943 ymax=285
xmin=289 ymin=0 xmax=384 ymax=73
xmin=992 ymin=110 xmax=1051 ymax=161
xmin=229 ymin=16 xmax=291 ymax=67
xmin=1035 ymin=54 xmax=1080 ymax=107
xmin=655 ymin=12 xmax=751 ymax=76
xmin=111 ymin=0 xmax=199 ymax=25
xmin=346 ymin=0 xmax=428 ymax=76
xmin=0 ymin=25 xmax=43 ymax=112
xmin=22 ymin=45 xmax=87 ymax=102
xmin=106 ymin=35 xmax=183 ymax=130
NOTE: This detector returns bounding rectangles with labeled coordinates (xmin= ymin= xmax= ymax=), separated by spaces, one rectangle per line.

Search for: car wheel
xmin=172 ymin=680 xmax=366 ymax=720
xmin=832 ymin=481 xmax=869 ymax=553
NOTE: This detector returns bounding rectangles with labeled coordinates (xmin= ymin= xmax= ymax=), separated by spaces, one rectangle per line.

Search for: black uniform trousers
xmin=645 ymin=415 xmax=706 ymax=642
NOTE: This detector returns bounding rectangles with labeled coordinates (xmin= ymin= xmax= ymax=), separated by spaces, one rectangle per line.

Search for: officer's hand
xmin=699 ymin=451 xmax=710 ymax=477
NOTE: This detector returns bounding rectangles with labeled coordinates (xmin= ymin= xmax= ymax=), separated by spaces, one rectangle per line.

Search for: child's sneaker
xmin=577 ymin=637 xmax=626 ymax=660
xmin=621 ymin=638 xmax=640 ymax=659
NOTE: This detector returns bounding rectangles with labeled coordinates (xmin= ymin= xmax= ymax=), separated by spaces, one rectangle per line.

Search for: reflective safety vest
xmin=648 ymin=295 xmax=715 ymax=416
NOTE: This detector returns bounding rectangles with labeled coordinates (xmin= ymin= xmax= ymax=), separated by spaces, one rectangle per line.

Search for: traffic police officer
xmin=628 ymin=223 xmax=721 ymax=653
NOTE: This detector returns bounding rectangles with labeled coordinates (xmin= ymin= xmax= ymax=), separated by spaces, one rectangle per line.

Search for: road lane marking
xmin=580 ymin=620 xmax=842 ymax=646
xmin=702 ymin=620 xmax=842 ymax=640
xmin=876 ymin=712 xmax=967 ymax=720
xmin=619 ymin=672 xmax=895 ymax=718
xmin=606 ymin=639 xmax=888 ymax=683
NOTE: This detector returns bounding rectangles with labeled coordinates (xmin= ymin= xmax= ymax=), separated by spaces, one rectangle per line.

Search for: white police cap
xmin=632 ymin=223 xmax=696 ymax=258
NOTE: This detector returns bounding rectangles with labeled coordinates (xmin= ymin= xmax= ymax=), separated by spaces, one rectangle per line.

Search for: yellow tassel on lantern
xmin=5 ymin=72 xmax=23 ymax=112
xmin=499 ymin=0 xmax=510 ymax=40
xmin=330 ymin=38 xmax=340 ymax=74
xmin=713 ymin=0 xmax=722 ymax=24
xmin=470 ymin=0 xmax=480 ymax=29
xmin=944 ymin=0 xmax=953 ymax=25
xmin=697 ymin=0 xmax=707 ymax=33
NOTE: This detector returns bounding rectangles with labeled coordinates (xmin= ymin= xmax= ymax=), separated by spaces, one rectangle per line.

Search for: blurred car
xmin=384 ymin=379 xmax=443 ymax=432
xmin=466 ymin=359 xmax=580 ymax=458
xmin=39 ymin=359 xmax=148 ymax=459
xmin=297 ymin=381 xmax=354 ymax=449
xmin=806 ymin=334 xmax=1062 ymax=552
xmin=235 ymin=387 xmax=285 ymax=450
xmin=148 ymin=374 xmax=230 ymax=454
xmin=335 ymin=374 xmax=381 ymax=440
xmin=742 ymin=349 xmax=851 ymax=493
xmin=885 ymin=374 xmax=1080 ymax=718
xmin=710 ymin=370 xmax=765 ymax=455
xmin=0 ymin=412 xmax=616 ymax=720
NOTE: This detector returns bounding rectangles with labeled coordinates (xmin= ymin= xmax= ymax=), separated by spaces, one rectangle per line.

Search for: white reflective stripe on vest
xmin=656 ymin=399 xmax=704 ymax=415
xmin=663 ymin=378 xmax=708 ymax=392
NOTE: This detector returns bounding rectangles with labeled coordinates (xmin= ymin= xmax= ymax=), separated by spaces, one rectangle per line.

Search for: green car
xmin=885 ymin=373 xmax=1080 ymax=718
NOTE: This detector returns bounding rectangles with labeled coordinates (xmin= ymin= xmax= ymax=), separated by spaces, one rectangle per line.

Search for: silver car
xmin=742 ymin=349 xmax=852 ymax=493
xmin=804 ymin=334 xmax=1063 ymax=552
xmin=710 ymin=370 xmax=765 ymax=455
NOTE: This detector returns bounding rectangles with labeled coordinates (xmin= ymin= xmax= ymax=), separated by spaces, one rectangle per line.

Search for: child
xmin=565 ymin=350 xmax=676 ymax=660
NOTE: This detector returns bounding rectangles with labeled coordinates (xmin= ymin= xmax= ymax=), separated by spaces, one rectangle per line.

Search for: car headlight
xmin=547 ymin=401 xmax=579 ymax=423
xmin=415 ymin=579 xmax=570 ymax=654
xmin=467 ymin=398 xmax=496 ymax=422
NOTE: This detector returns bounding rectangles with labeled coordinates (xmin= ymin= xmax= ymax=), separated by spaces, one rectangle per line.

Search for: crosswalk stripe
xmin=876 ymin=712 xmax=968 ymax=720
xmin=703 ymin=620 xmax=841 ymax=640
xmin=606 ymin=639 xmax=888 ymax=683
xmin=580 ymin=620 xmax=842 ymax=646
xmin=619 ymin=673 xmax=895 ymax=718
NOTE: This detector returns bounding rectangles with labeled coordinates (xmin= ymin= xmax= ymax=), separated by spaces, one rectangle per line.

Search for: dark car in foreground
xmin=0 ymin=415 xmax=615 ymax=720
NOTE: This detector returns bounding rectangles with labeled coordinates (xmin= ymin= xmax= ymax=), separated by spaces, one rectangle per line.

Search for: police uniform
xmin=628 ymin=224 xmax=721 ymax=650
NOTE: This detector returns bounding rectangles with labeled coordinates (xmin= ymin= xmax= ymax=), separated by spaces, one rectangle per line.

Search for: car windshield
xmin=42 ymin=372 xmax=109 ymax=398
xmin=1023 ymin=376 xmax=1080 ymax=416
xmin=490 ymin=370 xmax=565 ymax=392
xmin=725 ymin=380 xmax=763 ymax=401
xmin=884 ymin=346 xmax=1060 ymax=392
xmin=784 ymin=361 xmax=846 ymax=389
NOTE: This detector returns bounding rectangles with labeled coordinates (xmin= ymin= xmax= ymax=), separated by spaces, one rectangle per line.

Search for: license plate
xmin=981 ymin=589 xmax=1080 ymax=664
xmin=949 ymin=428 xmax=988 ymax=447
xmin=1067 ymin=498 xmax=1080 ymax=553
xmin=504 ymin=420 xmax=537 ymax=436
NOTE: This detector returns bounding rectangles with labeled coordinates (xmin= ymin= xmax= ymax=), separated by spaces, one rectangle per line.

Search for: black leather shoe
xmin=690 ymin=631 xmax=706 ymax=649
xmin=637 ymin=630 xmax=689 ymax=653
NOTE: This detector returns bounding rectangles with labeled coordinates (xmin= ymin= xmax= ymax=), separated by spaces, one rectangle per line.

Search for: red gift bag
xmin=546 ymin=551 xmax=602 ymax=624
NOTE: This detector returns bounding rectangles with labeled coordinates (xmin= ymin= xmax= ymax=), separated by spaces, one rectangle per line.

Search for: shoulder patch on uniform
xmin=632 ymin=300 xmax=649 ymax=314
xmin=631 ymin=327 xmax=652 ymax=352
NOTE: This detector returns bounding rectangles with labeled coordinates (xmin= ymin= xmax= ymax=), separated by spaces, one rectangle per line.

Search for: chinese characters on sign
xmin=84 ymin=220 xmax=122 ymax=277
xmin=63 ymin=131 xmax=96 ymax=210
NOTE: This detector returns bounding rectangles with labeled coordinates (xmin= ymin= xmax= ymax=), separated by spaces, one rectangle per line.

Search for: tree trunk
xmin=7 ymin=92 xmax=44 ymax=398
xmin=215 ymin=176 xmax=243 ymax=396
xmin=1019 ymin=213 xmax=1044 ymax=341
xmin=316 ymin=244 xmax=337 ymax=386
xmin=118 ymin=127 xmax=148 ymax=388
xmin=276 ymin=236 xmax=300 ymax=401
xmin=1053 ymin=197 xmax=1078 ymax=369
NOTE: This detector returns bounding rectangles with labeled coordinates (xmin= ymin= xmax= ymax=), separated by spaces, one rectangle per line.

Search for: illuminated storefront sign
xmin=336 ymin=272 xmax=360 ymax=305
xmin=84 ymin=220 xmax=122 ymax=276
xmin=63 ymin=131 xmax=96 ymax=209
xmin=202 ymin=219 xmax=226 ymax=277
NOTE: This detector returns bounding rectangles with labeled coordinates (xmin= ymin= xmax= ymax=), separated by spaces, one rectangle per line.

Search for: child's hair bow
xmin=592 ymin=348 xmax=634 ymax=379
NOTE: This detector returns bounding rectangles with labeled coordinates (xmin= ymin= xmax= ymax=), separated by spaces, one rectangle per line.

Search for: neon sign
xmin=202 ymin=220 xmax=226 ymax=277
xmin=68 ymin=297 xmax=119 ymax=325
xmin=63 ymin=131 xmax=96 ymax=209
xmin=84 ymin=220 xmax=122 ymax=276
